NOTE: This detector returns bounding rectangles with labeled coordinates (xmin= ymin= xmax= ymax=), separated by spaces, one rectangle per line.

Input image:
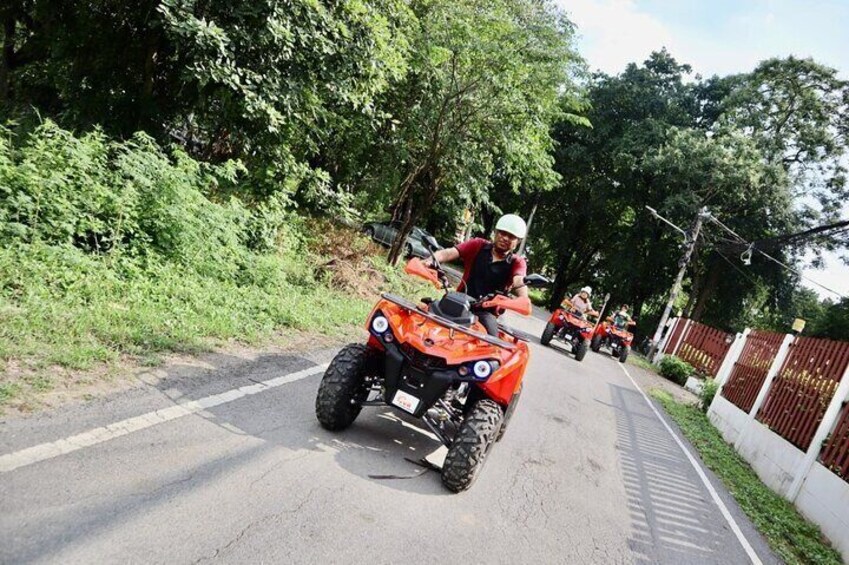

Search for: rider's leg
xmin=477 ymin=311 xmax=500 ymax=337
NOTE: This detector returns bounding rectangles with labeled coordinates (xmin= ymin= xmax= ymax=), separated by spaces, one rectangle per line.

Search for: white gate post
xmin=735 ymin=333 xmax=795 ymax=451
xmin=671 ymin=319 xmax=693 ymax=357
xmin=787 ymin=361 xmax=849 ymax=501
xmin=714 ymin=328 xmax=751 ymax=393
xmin=654 ymin=317 xmax=678 ymax=356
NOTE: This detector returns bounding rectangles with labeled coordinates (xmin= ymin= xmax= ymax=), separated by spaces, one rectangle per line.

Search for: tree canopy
xmin=2 ymin=3 xmax=848 ymax=339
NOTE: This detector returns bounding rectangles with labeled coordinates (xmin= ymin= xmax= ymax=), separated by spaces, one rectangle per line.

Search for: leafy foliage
xmin=659 ymin=355 xmax=694 ymax=386
xmin=700 ymin=378 xmax=719 ymax=413
xmin=0 ymin=123 xmax=426 ymax=410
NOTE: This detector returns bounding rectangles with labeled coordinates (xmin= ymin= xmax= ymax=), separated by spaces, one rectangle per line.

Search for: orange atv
xmin=539 ymin=299 xmax=595 ymax=361
xmin=315 ymin=243 xmax=549 ymax=492
xmin=591 ymin=317 xmax=636 ymax=363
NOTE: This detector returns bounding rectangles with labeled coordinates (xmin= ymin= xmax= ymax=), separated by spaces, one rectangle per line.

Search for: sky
xmin=555 ymin=0 xmax=849 ymax=300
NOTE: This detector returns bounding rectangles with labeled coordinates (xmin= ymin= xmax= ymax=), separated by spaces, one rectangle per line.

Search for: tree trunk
xmin=387 ymin=167 xmax=442 ymax=265
xmin=691 ymin=258 xmax=721 ymax=321
xmin=0 ymin=14 xmax=14 ymax=105
xmin=548 ymin=248 xmax=576 ymax=310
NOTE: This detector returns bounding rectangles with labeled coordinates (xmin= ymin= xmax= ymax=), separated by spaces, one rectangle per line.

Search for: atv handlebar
xmin=404 ymin=259 xmax=534 ymax=316
xmin=404 ymin=257 xmax=446 ymax=290
xmin=480 ymin=294 xmax=532 ymax=316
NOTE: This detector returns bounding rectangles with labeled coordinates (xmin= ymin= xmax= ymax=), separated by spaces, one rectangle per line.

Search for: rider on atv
xmin=612 ymin=304 xmax=633 ymax=329
xmin=425 ymin=214 xmax=528 ymax=336
xmin=566 ymin=286 xmax=599 ymax=320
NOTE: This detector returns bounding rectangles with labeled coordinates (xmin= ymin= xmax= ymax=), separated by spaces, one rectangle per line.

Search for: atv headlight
xmin=580 ymin=327 xmax=592 ymax=334
xmin=371 ymin=315 xmax=389 ymax=334
xmin=473 ymin=360 xmax=492 ymax=378
xmin=471 ymin=360 xmax=500 ymax=380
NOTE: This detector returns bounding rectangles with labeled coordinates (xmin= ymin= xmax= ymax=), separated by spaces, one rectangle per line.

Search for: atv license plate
xmin=391 ymin=390 xmax=420 ymax=414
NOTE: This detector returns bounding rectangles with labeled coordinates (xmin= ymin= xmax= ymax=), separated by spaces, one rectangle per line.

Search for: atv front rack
xmin=380 ymin=293 xmax=516 ymax=350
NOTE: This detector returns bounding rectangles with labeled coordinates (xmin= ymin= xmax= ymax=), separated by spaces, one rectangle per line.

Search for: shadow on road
xmin=164 ymin=353 xmax=454 ymax=496
xmin=608 ymin=383 xmax=730 ymax=565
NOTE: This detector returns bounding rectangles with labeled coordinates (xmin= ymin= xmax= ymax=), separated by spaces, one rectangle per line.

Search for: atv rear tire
xmin=574 ymin=339 xmax=589 ymax=361
xmin=619 ymin=346 xmax=630 ymax=364
xmin=315 ymin=343 xmax=370 ymax=431
xmin=590 ymin=335 xmax=602 ymax=352
xmin=442 ymin=399 xmax=504 ymax=492
xmin=541 ymin=322 xmax=556 ymax=346
xmin=496 ymin=386 xmax=522 ymax=442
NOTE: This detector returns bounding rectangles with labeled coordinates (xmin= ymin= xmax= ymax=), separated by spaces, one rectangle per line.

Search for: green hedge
xmin=659 ymin=355 xmax=695 ymax=385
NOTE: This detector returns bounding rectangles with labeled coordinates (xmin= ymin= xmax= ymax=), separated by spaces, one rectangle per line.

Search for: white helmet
xmin=580 ymin=286 xmax=592 ymax=296
xmin=494 ymin=214 xmax=527 ymax=239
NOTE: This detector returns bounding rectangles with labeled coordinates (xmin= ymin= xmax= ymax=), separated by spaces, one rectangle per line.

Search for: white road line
xmin=0 ymin=363 xmax=329 ymax=474
xmin=616 ymin=363 xmax=763 ymax=565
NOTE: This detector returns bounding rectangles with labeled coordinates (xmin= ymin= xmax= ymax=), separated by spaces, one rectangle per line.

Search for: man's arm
xmin=512 ymin=275 xmax=529 ymax=298
xmin=429 ymin=247 xmax=460 ymax=264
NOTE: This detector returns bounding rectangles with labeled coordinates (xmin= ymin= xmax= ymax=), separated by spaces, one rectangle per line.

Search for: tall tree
xmin=369 ymin=0 xmax=584 ymax=264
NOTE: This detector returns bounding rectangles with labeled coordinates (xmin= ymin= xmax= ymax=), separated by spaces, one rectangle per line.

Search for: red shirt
xmin=454 ymin=238 xmax=527 ymax=294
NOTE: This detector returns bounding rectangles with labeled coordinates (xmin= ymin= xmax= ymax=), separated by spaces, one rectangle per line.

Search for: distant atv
xmin=591 ymin=318 xmax=635 ymax=363
xmin=540 ymin=300 xmax=595 ymax=361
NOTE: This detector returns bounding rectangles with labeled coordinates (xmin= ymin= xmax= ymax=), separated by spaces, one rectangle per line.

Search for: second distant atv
xmin=540 ymin=301 xmax=595 ymax=361
xmin=591 ymin=318 xmax=635 ymax=363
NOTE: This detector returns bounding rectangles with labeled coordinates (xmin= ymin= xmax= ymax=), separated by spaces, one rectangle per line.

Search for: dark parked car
xmin=363 ymin=220 xmax=443 ymax=258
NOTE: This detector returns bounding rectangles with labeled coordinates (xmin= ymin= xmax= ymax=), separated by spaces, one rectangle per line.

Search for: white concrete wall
xmin=708 ymin=395 xmax=748 ymax=446
xmin=795 ymin=462 xmax=849 ymax=563
xmin=704 ymin=328 xmax=849 ymax=559
xmin=736 ymin=419 xmax=805 ymax=497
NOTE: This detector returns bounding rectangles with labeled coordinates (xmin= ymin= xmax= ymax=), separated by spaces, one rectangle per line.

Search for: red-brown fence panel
xmin=820 ymin=399 xmax=849 ymax=482
xmin=757 ymin=337 xmax=849 ymax=451
xmin=675 ymin=321 xmax=733 ymax=377
xmin=663 ymin=318 xmax=687 ymax=354
xmin=721 ymin=330 xmax=785 ymax=413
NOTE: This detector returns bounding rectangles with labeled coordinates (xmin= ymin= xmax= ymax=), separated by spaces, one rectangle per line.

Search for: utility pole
xmin=647 ymin=206 xmax=710 ymax=360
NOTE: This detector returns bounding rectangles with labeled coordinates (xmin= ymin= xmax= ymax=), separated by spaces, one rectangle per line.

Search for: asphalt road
xmin=0 ymin=309 xmax=781 ymax=564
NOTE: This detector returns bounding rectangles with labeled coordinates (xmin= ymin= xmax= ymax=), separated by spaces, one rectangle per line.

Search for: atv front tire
xmin=590 ymin=335 xmax=602 ymax=352
xmin=442 ymin=399 xmax=504 ymax=492
xmin=540 ymin=322 xmax=556 ymax=346
xmin=315 ymin=343 xmax=370 ymax=431
xmin=574 ymin=339 xmax=589 ymax=361
xmin=619 ymin=346 xmax=630 ymax=364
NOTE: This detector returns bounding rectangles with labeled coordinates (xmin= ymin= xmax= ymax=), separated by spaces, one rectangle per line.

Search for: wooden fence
xmin=820 ymin=400 xmax=849 ymax=481
xmin=721 ymin=330 xmax=785 ymax=413
xmin=757 ymin=337 xmax=849 ymax=451
xmin=673 ymin=320 xmax=733 ymax=377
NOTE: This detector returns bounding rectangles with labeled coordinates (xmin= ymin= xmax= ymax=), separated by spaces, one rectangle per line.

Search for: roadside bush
xmin=0 ymin=121 xmax=258 ymax=279
xmin=0 ymin=122 xmax=425 ymax=380
xmin=700 ymin=378 xmax=719 ymax=412
xmin=659 ymin=355 xmax=694 ymax=386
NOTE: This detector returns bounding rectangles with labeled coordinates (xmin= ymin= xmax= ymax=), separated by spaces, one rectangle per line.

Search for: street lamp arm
xmin=645 ymin=206 xmax=687 ymax=238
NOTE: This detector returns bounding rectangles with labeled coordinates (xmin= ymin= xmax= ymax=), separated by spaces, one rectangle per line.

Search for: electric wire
xmin=706 ymin=215 xmax=847 ymax=299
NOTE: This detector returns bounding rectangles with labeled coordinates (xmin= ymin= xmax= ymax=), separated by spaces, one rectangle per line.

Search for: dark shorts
xmin=475 ymin=309 xmax=500 ymax=337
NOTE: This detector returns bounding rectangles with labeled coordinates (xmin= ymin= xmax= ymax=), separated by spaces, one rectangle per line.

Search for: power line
xmin=714 ymin=249 xmax=762 ymax=287
xmin=706 ymin=214 xmax=847 ymax=299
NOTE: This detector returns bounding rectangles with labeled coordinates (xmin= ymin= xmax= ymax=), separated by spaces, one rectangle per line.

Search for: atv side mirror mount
xmin=523 ymin=274 xmax=550 ymax=288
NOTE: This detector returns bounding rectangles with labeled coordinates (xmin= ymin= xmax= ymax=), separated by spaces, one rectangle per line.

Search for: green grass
xmin=651 ymin=390 xmax=843 ymax=565
xmin=628 ymin=353 xmax=659 ymax=374
xmin=0 ymin=237 xmax=428 ymax=410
